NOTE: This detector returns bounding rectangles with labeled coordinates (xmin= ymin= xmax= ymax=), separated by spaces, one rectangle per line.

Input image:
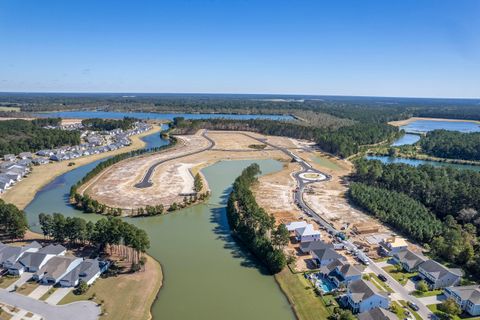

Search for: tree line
xmin=38 ymin=213 xmax=150 ymax=264
xmin=81 ymin=117 xmax=136 ymax=131
xmin=352 ymin=159 xmax=480 ymax=280
xmin=420 ymin=129 xmax=480 ymax=161
xmin=172 ymin=119 xmax=399 ymax=158
xmin=0 ymin=199 xmax=28 ymax=240
xmin=0 ymin=119 xmax=80 ymax=156
xmin=226 ymin=163 xmax=289 ymax=274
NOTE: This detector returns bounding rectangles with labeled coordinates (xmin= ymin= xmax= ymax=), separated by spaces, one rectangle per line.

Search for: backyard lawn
xmin=383 ymin=266 xmax=417 ymax=286
xmin=275 ymin=268 xmax=332 ymax=320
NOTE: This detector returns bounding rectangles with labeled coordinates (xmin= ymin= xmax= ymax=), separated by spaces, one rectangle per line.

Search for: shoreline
xmin=0 ymin=124 xmax=162 ymax=210
xmin=389 ymin=116 xmax=480 ymax=127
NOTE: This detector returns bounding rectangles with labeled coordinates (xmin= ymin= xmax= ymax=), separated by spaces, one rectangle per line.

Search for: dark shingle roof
xmin=358 ymin=307 xmax=397 ymax=320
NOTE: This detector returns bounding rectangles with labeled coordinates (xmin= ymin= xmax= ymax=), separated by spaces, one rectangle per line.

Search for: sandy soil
xmin=388 ymin=117 xmax=480 ymax=127
xmin=253 ymin=162 xmax=303 ymax=224
xmin=82 ymin=131 xmax=293 ymax=211
xmin=0 ymin=125 xmax=162 ymax=210
xmin=61 ymin=118 xmax=83 ymax=125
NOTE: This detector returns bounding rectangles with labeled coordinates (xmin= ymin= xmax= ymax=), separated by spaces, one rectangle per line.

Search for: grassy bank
xmin=275 ymin=268 xmax=332 ymax=320
xmin=60 ymin=255 xmax=162 ymax=320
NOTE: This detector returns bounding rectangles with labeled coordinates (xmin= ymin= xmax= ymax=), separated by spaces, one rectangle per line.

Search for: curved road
xmin=134 ymin=130 xmax=215 ymax=188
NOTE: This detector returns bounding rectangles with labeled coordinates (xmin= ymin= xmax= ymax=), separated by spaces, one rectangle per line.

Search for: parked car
xmin=407 ymin=301 xmax=419 ymax=311
xmin=378 ymin=274 xmax=387 ymax=282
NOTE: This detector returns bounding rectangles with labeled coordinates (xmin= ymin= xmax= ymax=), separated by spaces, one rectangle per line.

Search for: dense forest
xmin=172 ymin=119 xmax=399 ymax=158
xmin=226 ymin=163 xmax=289 ymax=274
xmin=420 ymin=130 xmax=480 ymax=161
xmin=81 ymin=117 xmax=136 ymax=131
xmin=5 ymin=93 xmax=479 ymax=123
xmin=352 ymin=159 xmax=480 ymax=279
xmin=0 ymin=119 xmax=80 ymax=156
xmin=0 ymin=199 xmax=28 ymax=240
xmin=348 ymin=183 xmax=443 ymax=243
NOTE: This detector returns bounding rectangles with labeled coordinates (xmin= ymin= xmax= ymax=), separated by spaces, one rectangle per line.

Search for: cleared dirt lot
xmin=82 ymin=130 xmax=293 ymax=211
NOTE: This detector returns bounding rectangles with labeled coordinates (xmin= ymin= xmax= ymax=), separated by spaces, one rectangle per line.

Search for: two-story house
xmin=345 ymin=279 xmax=390 ymax=313
xmin=444 ymin=285 xmax=480 ymax=316
xmin=418 ymin=260 xmax=463 ymax=289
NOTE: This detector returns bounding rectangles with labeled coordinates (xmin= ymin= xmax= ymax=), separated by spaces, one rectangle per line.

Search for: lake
xmin=366 ymin=155 xmax=480 ymax=172
xmin=24 ymin=132 xmax=295 ymax=320
xmin=401 ymin=119 xmax=480 ymax=134
xmin=35 ymin=110 xmax=294 ymax=121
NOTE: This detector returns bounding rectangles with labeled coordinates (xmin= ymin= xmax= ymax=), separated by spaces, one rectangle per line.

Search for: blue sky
xmin=0 ymin=0 xmax=479 ymax=98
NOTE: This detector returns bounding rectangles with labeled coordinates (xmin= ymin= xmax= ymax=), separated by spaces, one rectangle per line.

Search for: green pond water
xmin=24 ymin=146 xmax=294 ymax=319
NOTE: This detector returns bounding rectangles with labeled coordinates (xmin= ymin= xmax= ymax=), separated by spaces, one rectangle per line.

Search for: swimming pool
xmin=314 ymin=275 xmax=336 ymax=293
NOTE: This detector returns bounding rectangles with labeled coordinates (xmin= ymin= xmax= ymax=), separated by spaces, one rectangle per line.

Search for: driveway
xmin=0 ymin=288 xmax=100 ymax=320
xmin=6 ymin=272 xmax=33 ymax=291
xmin=29 ymin=284 xmax=52 ymax=299
xmin=404 ymin=279 xmax=417 ymax=293
xmin=418 ymin=294 xmax=446 ymax=305
xmin=46 ymin=287 xmax=73 ymax=305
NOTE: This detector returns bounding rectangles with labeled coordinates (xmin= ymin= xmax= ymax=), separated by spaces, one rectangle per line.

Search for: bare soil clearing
xmin=388 ymin=117 xmax=480 ymax=127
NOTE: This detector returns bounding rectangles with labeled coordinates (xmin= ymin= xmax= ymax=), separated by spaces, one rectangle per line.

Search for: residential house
xmin=9 ymin=252 xmax=53 ymax=275
xmin=38 ymin=244 xmax=67 ymax=256
xmin=418 ymin=260 xmax=463 ymax=289
xmin=321 ymin=260 xmax=363 ymax=287
xmin=3 ymin=154 xmax=16 ymax=162
xmin=0 ymin=241 xmax=42 ymax=270
xmin=18 ymin=152 xmax=33 ymax=160
xmin=345 ymin=279 xmax=390 ymax=313
xmin=380 ymin=237 xmax=408 ymax=256
xmin=32 ymin=158 xmax=50 ymax=165
xmin=299 ymin=240 xmax=333 ymax=254
xmin=311 ymin=247 xmax=346 ymax=267
xmin=357 ymin=307 xmax=397 ymax=320
xmin=295 ymin=224 xmax=321 ymax=243
xmin=285 ymin=221 xmax=308 ymax=232
xmin=444 ymin=285 xmax=480 ymax=316
xmin=393 ymin=248 xmax=427 ymax=272
xmin=34 ymin=256 xmax=83 ymax=284
xmin=59 ymin=259 xmax=110 ymax=287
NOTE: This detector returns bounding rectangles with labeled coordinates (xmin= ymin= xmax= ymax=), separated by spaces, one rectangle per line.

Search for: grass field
xmin=39 ymin=287 xmax=58 ymax=301
xmin=0 ymin=276 xmax=19 ymax=289
xmin=275 ymin=268 xmax=332 ymax=320
xmin=383 ymin=266 xmax=418 ymax=286
xmin=412 ymin=289 xmax=443 ymax=297
xmin=59 ymin=255 xmax=162 ymax=320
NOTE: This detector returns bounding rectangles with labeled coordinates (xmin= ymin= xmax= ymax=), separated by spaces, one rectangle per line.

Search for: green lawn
xmin=275 ymin=269 xmax=332 ymax=320
xmin=0 ymin=106 xmax=20 ymax=112
xmin=391 ymin=301 xmax=411 ymax=319
xmin=412 ymin=289 xmax=443 ymax=297
xmin=383 ymin=266 xmax=418 ymax=286
xmin=368 ymin=273 xmax=394 ymax=293
xmin=428 ymin=304 xmax=480 ymax=320
xmin=0 ymin=276 xmax=20 ymax=289
xmin=39 ymin=287 xmax=58 ymax=301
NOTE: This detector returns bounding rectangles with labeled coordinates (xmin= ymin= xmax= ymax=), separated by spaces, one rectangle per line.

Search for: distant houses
xmin=0 ymin=121 xmax=151 ymax=194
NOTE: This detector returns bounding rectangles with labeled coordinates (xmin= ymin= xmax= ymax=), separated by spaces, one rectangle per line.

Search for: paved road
xmin=134 ymin=130 xmax=215 ymax=188
xmin=0 ymin=288 xmax=100 ymax=320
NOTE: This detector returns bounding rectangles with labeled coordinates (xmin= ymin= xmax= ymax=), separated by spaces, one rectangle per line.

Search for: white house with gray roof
xmin=59 ymin=259 xmax=110 ymax=287
xmin=320 ymin=260 xmax=363 ymax=287
xmin=295 ymin=224 xmax=321 ymax=243
xmin=418 ymin=259 xmax=463 ymax=289
xmin=444 ymin=285 xmax=480 ymax=316
xmin=345 ymin=279 xmax=390 ymax=313
xmin=0 ymin=241 xmax=42 ymax=270
xmin=393 ymin=248 xmax=427 ymax=272
xmin=311 ymin=247 xmax=346 ymax=267
xmin=34 ymin=256 xmax=83 ymax=284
